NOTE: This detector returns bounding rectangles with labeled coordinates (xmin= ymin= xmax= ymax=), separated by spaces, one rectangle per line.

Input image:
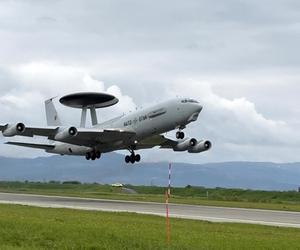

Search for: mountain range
xmin=0 ymin=153 xmax=299 ymax=191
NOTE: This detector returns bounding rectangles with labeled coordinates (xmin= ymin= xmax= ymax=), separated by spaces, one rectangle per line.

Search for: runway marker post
xmin=165 ymin=163 xmax=172 ymax=244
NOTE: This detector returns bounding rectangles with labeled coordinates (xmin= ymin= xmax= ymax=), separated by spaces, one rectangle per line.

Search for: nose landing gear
xmin=85 ymin=150 xmax=101 ymax=161
xmin=176 ymin=131 xmax=185 ymax=139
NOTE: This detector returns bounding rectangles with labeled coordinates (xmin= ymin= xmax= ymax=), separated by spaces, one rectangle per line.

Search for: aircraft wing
xmin=22 ymin=127 xmax=59 ymax=137
xmin=9 ymin=126 xmax=136 ymax=147
xmin=63 ymin=128 xmax=136 ymax=147
xmin=0 ymin=124 xmax=59 ymax=137
xmin=6 ymin=141 xmax=55 ymax=150
xmin=136 ymin=135 xmax=177 ymax=150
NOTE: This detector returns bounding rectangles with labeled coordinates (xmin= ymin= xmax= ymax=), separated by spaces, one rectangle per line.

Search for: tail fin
xmin=45 ymin=97 xmax=62 ymax=126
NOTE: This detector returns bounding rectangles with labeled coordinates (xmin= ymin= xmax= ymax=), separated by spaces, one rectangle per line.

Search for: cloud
xmin=0 ymin=65 xmax=298 ymax=162
xmin=136 ymin=79 xmax=299 ymax=164
xmin=0 ymin=0 xmax=299 ymax=163
xmin=169 ymin=80 xmax=296 ymax=146
xmin=0 ymin=62 xmax=136 ymax=126
xmin=107 ymin=85 xmax=136 ymax=113
xmin=83 ymin=75 xmax=105 ymax=92
xmin=82 ymin=75 xmax=136 ymax=112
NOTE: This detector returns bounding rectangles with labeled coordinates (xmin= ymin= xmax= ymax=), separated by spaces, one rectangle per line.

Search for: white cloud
xmin=0 ymin=62 xmax=298 ymax=162
xmin=170 ymin=80 xmax=296 ymax=146
xmin=107 ymin=85 xmax=136 ymax=113
xmin=83 ymin=75 xmax=105 ymax=92
xmin=0 ymin=1 xmax=299 ymax=163
xmin=0 ymin=62 xmax=136 ymax=125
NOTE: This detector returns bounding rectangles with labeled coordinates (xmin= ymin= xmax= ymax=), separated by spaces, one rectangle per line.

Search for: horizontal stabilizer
xmin=6 ymin=141 xmax=55 ymax=150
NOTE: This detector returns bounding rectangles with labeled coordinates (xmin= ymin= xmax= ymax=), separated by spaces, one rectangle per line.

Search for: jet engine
xmin=188 ymin=140 xmax=212 ymax=153
xmin=173 ymin=138 xmax=198 ymax=152
xmin=48 ymin=143 xmax=92 ymax=156
xmin=2 ymin=123 xmax=26 ymax=137
xmin=54 ymin=126 xmax=78 ymax=141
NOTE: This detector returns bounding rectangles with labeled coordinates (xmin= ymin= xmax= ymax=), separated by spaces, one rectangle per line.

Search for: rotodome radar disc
xmin=59 ymin=92 xmax=119 ymax=109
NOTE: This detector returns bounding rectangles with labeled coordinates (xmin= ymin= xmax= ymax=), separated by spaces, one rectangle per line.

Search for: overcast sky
xmin=0 ymin=0 xmax=299 ymax=163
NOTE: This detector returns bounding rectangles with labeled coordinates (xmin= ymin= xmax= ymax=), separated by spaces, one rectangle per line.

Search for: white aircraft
xmin=0 ymin=92 xmax=211 ymax=164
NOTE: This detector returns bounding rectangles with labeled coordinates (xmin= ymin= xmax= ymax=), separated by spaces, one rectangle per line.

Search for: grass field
xmin=0 ymin=181 xmax=300 ymax=212
xmin=0 ymin=204 xmax=299 ymax=250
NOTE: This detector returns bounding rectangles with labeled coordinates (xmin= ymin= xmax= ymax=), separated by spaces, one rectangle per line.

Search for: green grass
xmin=0 ymin=204 xmax=299 ymax=250
xmin=0 ymin=181 xmax=300 ymax=212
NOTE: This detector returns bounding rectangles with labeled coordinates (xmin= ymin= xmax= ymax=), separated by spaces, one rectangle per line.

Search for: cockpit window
xmin=181 ymin=99 xmax=199 ymax=104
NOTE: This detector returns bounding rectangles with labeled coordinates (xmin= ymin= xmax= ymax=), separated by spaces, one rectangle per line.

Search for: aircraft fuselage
xmin=47 ymin=98 xmax=203 ymax=155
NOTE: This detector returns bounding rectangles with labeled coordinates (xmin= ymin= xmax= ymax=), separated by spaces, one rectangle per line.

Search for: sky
xmin=0 ymin=0 xmax=299 ymax=163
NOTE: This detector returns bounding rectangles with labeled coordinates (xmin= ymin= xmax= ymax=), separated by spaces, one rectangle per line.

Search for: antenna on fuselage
xmin=59 ymin=92 xmax=119 ymax=128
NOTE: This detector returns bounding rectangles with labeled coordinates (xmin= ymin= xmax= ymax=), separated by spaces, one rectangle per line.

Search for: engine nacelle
xmin=173 ymin=138 xmax=198 ymax=152
xmin=47 ymin=143 xmax=92 ymax=155
xmin=2 ymin=123 xmax=26 ymax=137
xmin=54 ymin=127 xmax=78 ymax=141
xmin=188 ymin=140 xmax=212 ymax=153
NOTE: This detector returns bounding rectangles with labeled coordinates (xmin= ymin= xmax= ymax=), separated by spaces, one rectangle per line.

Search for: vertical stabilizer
xmin=45 ymin=98 xmax=62 ymax=126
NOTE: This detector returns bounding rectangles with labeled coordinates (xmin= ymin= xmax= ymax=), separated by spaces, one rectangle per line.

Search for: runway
xmin=0 ymin=192 xmax=299 ymax=228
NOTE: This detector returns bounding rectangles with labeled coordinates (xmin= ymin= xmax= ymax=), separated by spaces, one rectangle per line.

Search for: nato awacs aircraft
xmin=0 ymin=92 xmax=211 ymax=164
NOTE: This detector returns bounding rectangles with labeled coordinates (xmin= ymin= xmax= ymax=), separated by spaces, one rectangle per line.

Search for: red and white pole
xmin=168 ymin=163 xmax=171 ymax=198
xmin=165 ymin=163 xmax=172 ymax=244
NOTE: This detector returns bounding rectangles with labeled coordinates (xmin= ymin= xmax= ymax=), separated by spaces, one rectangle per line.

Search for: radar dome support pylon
xmin=59 ymin=92 xmax=119 ymax=128
xmin=90 ymin=107 xmax=98 ymax=126
xmin=80 ymin=107 xmax=98 ymax=128
xmin=80 ymin=108 xmax=87 ymax=128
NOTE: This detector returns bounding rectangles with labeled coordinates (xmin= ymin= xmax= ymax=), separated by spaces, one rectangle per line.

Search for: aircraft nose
xmin=196 ymin=104 xmax=203 ymax=113
xmin=187 ymin=104 xmax=203 ymax=122
xmin=191 ymin=103 xmax=202 ymax=114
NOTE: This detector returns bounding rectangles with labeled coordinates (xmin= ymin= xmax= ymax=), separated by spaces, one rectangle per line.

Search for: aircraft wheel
xmin=180 ymin=132 xmax=185 ymax=139
xmin=91 ymin=152 xmax=96 ymax=161
xmin=85 ymin=152 xmax=91 ymax=161
xmin=130 ymin=154 xmax=136 ymax=164
xmin=96 ymin=151 xmax=101 ymax=159
xmin=125 ymin=155 xmax=131 ymax=163
xmin=135 ymin=154 xmax=141 ymax=162
xmin=176 ymin=131 xmax=185 ymax=139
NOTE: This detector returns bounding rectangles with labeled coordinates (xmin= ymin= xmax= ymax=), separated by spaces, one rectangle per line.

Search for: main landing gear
xmin=85 ymin=150 xmax=101 ymax=161
xmin=125 ymin=148 xmax=141 ymax=164
xmin=176 ymin=131 xmax=185 ymax=139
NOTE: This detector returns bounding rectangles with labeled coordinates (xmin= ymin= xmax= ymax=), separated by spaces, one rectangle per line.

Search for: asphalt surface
xmin=0 ymin=192 xmax=299 ymax=228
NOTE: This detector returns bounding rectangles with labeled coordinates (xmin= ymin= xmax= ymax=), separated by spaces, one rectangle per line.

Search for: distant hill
xmin=0 ymin=153 xmax=299 ymax=191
